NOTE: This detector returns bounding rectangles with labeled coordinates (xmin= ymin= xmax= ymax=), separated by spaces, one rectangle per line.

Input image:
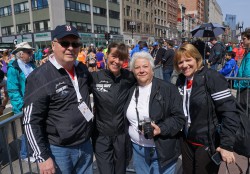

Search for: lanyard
xmin=66 ymin=69 xmax=82 ymax=103
xmin=183 ymin=78 xmax=192 ymax=124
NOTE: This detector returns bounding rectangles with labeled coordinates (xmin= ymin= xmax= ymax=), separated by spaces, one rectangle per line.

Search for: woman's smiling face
xmin=177 ymin=55 xmax=198 ymax=78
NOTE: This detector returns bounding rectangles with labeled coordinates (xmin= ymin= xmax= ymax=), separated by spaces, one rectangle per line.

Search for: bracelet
xmin=0 ymin=105 xmax=6 ymax=109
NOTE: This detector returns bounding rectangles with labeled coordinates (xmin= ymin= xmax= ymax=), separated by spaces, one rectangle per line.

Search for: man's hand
xmin=151 ymin=122 xmax=161 ymax=136
xmin=216 ymin=147 xmax=235 ymax=164
xmin=38 ymin=157 xmax=56 ymax=174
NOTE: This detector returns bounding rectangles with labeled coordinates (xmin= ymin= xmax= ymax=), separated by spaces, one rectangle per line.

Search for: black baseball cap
xmin=52 ymin=25 xmax=80 ymax=40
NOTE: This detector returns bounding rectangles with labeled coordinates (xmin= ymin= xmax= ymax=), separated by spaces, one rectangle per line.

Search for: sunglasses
xmin=54 ymin=40 xmax=82 ymax=48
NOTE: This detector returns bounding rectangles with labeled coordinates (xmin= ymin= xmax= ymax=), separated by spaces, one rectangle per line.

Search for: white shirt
xmin=126 ymin=82 xmax=155 ymax=147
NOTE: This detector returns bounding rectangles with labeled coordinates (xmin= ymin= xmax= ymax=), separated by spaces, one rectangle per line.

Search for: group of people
xmin=0 ymin=24 xmax=248 ymax=174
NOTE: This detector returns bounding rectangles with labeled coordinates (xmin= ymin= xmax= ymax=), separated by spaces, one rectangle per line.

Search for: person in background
xmin=125 ymin=51 xmax=185 ymax=174
xmin=34 ymin=49 xmax=43 ymax=66
xmin=233 ymin=42 xmax=245 ymax=66
xmin=0 ymin=50 xmax=10 ymax=74
xmin=208 ymin=37 xmax=225 ymax=71
xmin=96 ymin=47 xmax=106 ymax=69
xmin=77 ymin=47 xmax=87 ymax=64
xmin=24 ymin=25 xmax=93 ymax=174
xmin=0 ymin=70 xmax=8 ymax=115
xmin=7 ymin=42 xmax=36 ymax=163
xmin=87 ymin=50 xmax=97 ymax=72
xmin=151 ymin=42 xmax=166 ymax=79
xmin=234 ymin=29 xmax=250 ymax=117
xmin=90 ymin=42 xmax=136 ymax=174
xmin=219 ymin=51 xmax=238 ymax=77
xmin=174 ymin=43 xmax=240 ymax=174
xmin=162 ymin=40 xmax=175 ymax=82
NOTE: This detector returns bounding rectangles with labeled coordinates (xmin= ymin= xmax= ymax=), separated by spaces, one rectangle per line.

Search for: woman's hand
xmin=216 ymin=147 xmax=235 ymax=164
xmin=151 ymin=122 xmax=161 ymax=136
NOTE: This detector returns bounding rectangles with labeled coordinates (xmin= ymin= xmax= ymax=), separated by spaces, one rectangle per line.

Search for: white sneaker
xmin=22 ymin=157 xmax=36 ymax=163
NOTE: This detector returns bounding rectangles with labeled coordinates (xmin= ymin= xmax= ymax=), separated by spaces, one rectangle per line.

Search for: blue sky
xmin=217 ymin=0 xmax=250 ymax=29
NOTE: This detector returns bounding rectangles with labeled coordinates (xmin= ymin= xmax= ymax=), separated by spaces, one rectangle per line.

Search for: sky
xmin=217 ymin=0 xmax=250 ymax=29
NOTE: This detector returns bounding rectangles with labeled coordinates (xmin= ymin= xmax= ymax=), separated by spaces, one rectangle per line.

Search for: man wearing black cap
xmin=24 ymin=25 xmax=93 ymax=174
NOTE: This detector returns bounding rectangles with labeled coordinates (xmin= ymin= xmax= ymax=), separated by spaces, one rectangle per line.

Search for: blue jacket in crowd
xmin=7 ymin=59 xmax=36 ymax=114
xmin=234 ymin=51 xmax=250 ymax=89
xmin=219 ymin=58 xmax=238 ymax=77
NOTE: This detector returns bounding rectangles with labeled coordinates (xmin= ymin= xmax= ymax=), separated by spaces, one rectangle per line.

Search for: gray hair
xmin=130 ymin=51 xmax=155 ymax=71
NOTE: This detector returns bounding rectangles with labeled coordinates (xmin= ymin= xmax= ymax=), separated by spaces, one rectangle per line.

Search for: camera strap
xmin=135 ymin=86 xmax=141 ymax=133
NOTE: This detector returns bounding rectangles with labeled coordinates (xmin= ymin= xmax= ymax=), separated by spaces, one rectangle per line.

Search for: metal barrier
xmin=0 ymin=76 xmax=249 ymax=174
xmin=0 ymin=112 xmax=39 ymax=174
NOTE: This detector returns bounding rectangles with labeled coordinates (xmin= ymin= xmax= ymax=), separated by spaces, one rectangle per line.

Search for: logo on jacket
xmin=96 ymin=83 xmax=111 ymax=92
xmin=55 ymin=81 xmax=69 ymax=96
xmin=178 ymin=86 xmax=184 ymax=96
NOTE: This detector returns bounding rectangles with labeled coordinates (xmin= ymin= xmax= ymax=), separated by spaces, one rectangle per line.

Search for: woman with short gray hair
xmin=125 ymin=51 xmax=185 ymax=174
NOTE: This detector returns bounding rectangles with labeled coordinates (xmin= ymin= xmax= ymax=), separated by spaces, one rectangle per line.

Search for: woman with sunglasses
xmin=234 ymin=29 xmax=250 ymax=117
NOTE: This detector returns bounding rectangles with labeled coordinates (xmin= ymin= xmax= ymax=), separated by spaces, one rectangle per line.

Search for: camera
xmin=138 ymin=117 xmax=154 ymax=139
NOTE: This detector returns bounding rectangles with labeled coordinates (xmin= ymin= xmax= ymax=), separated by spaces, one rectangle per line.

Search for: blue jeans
xmin=50 ymin=140 xmax=93 ymax=174
xmin=20 ymin=134 xmax=29 ymax=159
xmin=132 ymin=143 xmax=177 ymax=174
xmin=163 ymin=68 xmax=173 ymax=83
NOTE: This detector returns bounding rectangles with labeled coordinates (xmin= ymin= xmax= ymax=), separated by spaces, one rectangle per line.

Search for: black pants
xmin=181 ymin=140 xmax=219 ymax=174
xmin=92 ymin=133 xmax=127 ymax=174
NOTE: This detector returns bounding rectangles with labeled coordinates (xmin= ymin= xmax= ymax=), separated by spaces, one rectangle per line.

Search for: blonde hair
xmin=174 ymin=43 xmax=203 ymax=72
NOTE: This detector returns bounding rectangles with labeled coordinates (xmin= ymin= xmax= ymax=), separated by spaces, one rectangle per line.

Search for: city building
xmin=0 ymin=0 xmax=122 ymax=49
xmin=122 ymin=0 xmax=179 ymax=45
xmin=178 ymin=0 xmax=205 ymax=25
xmin=208 ymin=0 xmax=223 ymax=25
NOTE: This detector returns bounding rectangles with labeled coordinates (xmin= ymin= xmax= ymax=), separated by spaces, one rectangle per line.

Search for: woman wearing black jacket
xmin=174 ymin=44 xmax=240 ymax=174
xmin=124 ymin=51 xmax=185 ymax=174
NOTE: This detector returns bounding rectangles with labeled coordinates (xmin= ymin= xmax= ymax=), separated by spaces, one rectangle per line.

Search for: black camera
xmin=138 ymin=118 xmax=154 ymax=139
xmin=143 ymin=122 xmax=154 ymax=139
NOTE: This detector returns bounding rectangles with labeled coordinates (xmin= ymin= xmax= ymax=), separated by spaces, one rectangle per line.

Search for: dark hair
xmin=210 ymin=37 xmax=217 ymax=41
xmin=0 ymin=70 xmax=4 ymax=80
xmin=242 ymin=29 xmax=250 ymax=39
xmin=167 ymin=40 xmax=174 ymax=47
xmin=139 ymin=41 xmax=148 ymax=50
xmin=107 ymin=42 xmax=128 ymax=61
xmin=226 ymin=51 xmax=236 ymax=58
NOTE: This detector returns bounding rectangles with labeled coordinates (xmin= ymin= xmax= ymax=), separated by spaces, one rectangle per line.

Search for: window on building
xmin=137 ymin=0 xmax=140 ymax=5
xmin=67 ymin=21 xmax=92 ymax=33
xmin=126 ymin=6 xmax=130 ymax=16
xmin=33 ymin=20 xmax=50 ymax=32
xmin=31 ymin=0 xmax=48 ymax=10
xmin=109 ymin=10 xmax=119 ymax=19
xmin=16 ymin=23 xmax=30 ymax=34
xmin=109 ymin=0 xmax=119 ymax=3
xmin=137 ymin=9 xmax=140 ymax=19
xmin=0 ymin=6 xmax=12 ymax=17
xmin=1 ymin=26 xmax=14 ymax=36
xmin=14 ymin=2 xmax=29 ymax=14
xmin=65 ymin=0 xmax=90 ymax=13
xmin=110 ymin=26 xmax=120 ymax=34
xmin=94 ymin=24 xmax=106 ymax=33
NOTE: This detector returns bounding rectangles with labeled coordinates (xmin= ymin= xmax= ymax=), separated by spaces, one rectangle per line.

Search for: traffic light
xmin=105 ymin=32 xmax=110 ymax=41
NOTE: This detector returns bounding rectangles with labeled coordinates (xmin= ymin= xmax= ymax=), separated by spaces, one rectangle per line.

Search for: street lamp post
xmin=129 ymin=21 xmax=136 ymax=41
xmin=237 ymin=22 xmax=244 ymax=34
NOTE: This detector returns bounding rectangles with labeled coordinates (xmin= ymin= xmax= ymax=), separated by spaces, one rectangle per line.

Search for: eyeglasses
xmin=54 ymin=40 xmax=82 ymax=48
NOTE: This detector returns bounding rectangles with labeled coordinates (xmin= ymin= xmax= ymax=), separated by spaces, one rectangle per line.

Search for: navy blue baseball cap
xmin=52 ymin=25 xmax=80 ymax=40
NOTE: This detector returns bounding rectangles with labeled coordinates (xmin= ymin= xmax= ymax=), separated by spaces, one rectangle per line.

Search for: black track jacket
xmin=90 ymin=69 xmax=135 ymax=136
xmin=176 ymin=66 xmax=240 ymax=151
xmin=24 ymin=58 xmax=92 ymax=163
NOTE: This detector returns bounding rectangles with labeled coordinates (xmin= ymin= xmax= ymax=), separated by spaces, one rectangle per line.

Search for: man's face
xmin=107 ymin=47 xmax=124 ymax=76
xmin=210 ymin=40 xmax=216 ymax=45
xmin=242 ymin=35 xmax=250 ymax=48
xmin=52 ymin=35 xmax=81 ymax=67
